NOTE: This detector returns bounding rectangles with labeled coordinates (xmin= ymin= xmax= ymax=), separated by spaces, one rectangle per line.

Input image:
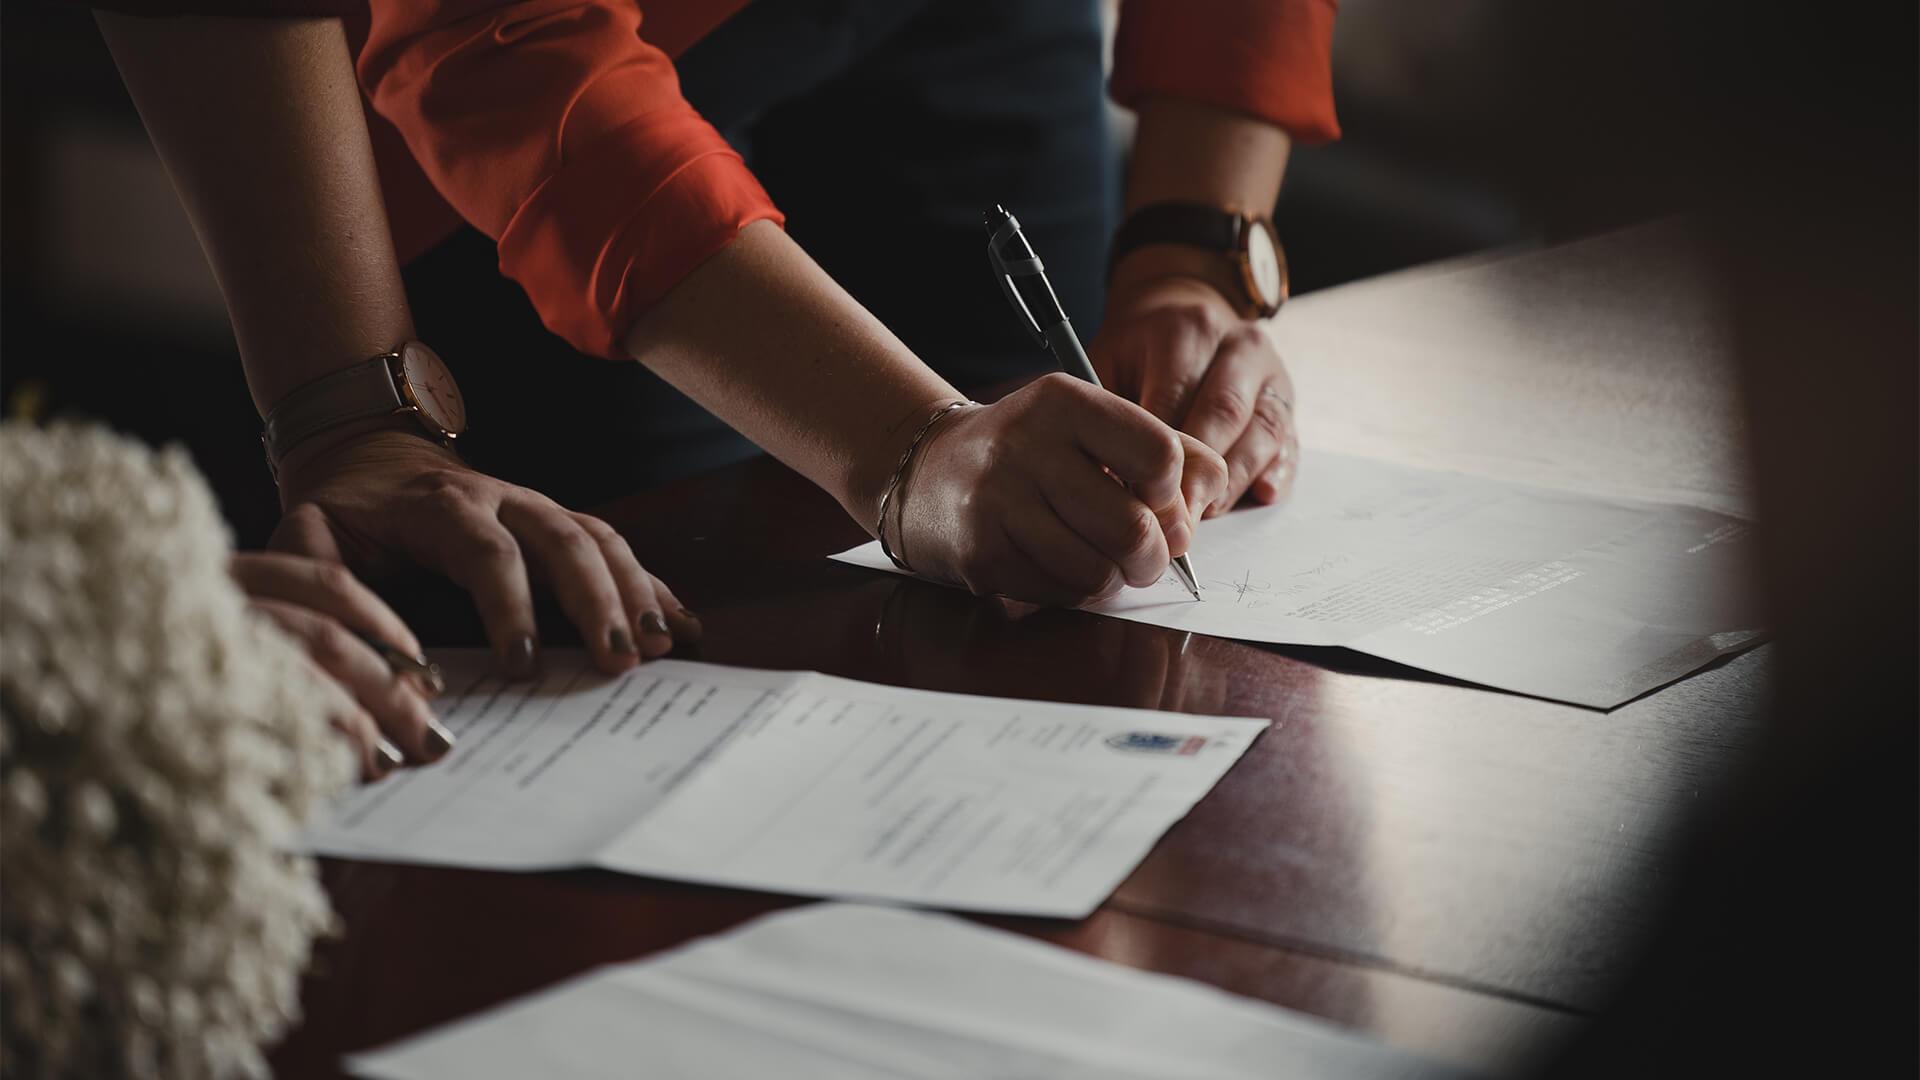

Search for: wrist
xmin=874 ymin=399 xmax=975 ymax=569
xmin=842 ymin=393 xmax=973 ymax=534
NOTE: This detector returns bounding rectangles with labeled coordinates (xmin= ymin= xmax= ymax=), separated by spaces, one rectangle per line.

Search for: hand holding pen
xmin=984 ymin=205 xmax=1212 ymax=600
xmin=861 ymin=208 xmax=1225 ymax=607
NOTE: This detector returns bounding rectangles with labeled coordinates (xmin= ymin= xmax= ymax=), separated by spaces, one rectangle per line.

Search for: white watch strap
xmin=261 ymin=356 xmax=406 ymax=464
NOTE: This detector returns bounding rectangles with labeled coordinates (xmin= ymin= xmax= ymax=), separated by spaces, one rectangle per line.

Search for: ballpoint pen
xmin=985 ymin=204 xmax=1203 ymax=601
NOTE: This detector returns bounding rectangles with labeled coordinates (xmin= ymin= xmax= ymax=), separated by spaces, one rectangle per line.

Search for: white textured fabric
xmin=0 ymin=422 xmax=353 ymax=1078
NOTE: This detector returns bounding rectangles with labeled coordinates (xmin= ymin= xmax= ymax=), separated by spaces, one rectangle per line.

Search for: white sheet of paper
xmin=833 ymin=451 xmax=1762 ymax=708
xmin=348 ymin=902 xmax=1473 ymax=1080
xmin=303 ymin=651 xmax=1267 ymax=917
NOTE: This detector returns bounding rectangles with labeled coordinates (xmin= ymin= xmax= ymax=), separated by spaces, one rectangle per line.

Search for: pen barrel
xmin=1041 ymin=319 xmax=1102 ymax=388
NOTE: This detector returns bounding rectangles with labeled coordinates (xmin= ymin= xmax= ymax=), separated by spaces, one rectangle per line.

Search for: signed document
xmin=303 ymin=651 xmax=1266 ymax=917
xmin=834 ymin=452 xmax=1762 ymax=708
xmin=350 ymin=903 xmax=1472 ymax=1080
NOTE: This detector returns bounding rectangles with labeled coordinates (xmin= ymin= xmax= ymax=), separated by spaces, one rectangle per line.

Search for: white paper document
xmin=349 ymin=902 xmax=1472 ymax=1080
xmin=834 ymin=452 xmax=1762 ymax=708
xmin=303 ymin=651 xmax=1267 ymax=916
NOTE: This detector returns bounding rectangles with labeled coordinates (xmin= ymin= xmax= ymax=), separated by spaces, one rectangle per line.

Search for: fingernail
xmin=639 ymin=611 xmax=670 ymax=638
xmin=677 ymin=607 xmax=704 ymax=642
xmin=412 ymin=662 xmax=447 ymax=698
xmin=375 ymin=738 xmax=405 ymax=775
xmin=424 ymin=718 xmax=456 ymax=759
xmin=504 ymin=635 xmax=538 ymax=679
xmin=610 ymin=626 xmax=637 ymax=656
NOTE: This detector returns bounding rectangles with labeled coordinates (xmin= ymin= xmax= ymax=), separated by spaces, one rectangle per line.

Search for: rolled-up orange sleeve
xmin=358 ymin=0 xmax=781 ymax=359
xmin=1110 ymin=0 xmax=1340 ymax=144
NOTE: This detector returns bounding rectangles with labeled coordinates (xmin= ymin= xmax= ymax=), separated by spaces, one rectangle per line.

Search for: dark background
xmin=2 ymin=0 xmax=1766 ymax=546
xmin=2 ymin=1 xmax=1914 ymax=1074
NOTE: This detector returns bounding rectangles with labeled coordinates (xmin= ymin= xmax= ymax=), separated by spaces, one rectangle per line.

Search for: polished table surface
xmin=270 ymin=223 xmax=1765 ymax=1077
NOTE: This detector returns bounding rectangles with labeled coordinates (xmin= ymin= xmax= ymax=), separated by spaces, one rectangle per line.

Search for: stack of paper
xmin=835 ymin=451 xmax=1763 ymax=708
xmin=304 ymin=651 xmax=1268 ymax=917
xmin=348 ymin=903 xmax=1472 ymax=1079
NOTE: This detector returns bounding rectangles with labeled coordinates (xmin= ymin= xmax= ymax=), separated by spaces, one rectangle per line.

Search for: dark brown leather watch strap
xmin=1110 ymin=202 xmax=1245 ymax=267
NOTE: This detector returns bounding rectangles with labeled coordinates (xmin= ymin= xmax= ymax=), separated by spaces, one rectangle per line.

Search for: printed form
xmin=834 ymin=452 xmax=1763 ymax=708
xmin=350 ymin=903 xmax=1472 ymax=1080
xmin=303 ymin=651 xmax=1267 ymax=917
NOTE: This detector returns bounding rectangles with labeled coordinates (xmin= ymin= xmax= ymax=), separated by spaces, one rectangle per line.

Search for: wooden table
xmin=270 ymin=223 xmax=1766 ymax=1077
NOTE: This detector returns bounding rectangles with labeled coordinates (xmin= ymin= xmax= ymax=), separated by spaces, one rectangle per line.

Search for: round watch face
xmin=397 ymin=341 xmax=467 ymax=437
xmin=1244 ymin=220 xmax=1287 ymax=313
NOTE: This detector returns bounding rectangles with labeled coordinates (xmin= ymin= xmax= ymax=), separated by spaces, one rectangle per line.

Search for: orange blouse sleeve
xmin=1110 ymin=0 xmax=1340 ymax=144
xmin=357 ymin=0 xmax=782 ymax=360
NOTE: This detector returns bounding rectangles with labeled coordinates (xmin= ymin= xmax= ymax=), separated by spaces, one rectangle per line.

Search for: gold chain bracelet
xmin=876 ymin=399 xmax=975 ymax=573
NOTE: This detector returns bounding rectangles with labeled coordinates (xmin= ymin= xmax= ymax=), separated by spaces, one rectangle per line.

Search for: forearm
xmin=1113 ymin=98 xmax=1292 ymax=299
xmin=620 ymin=222 xmax=959 ymax=530
xmin=96 ymin=14 xmax=412 ymax=418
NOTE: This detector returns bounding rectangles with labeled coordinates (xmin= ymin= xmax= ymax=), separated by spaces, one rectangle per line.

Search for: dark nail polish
xmin=677 ymin=607 xmax=704 ymax=642
xmin=374 ymin=738 xmax=405 ymax=776
xmin=639 ymin=611 xmax=671 ymax=638
xmin=610 ymin=627 xmax=637 ymax=655
xmin=504 ymin=635 xmax=538 ymax=679
xmin=424 ymin=718 xmax=456 ymax=759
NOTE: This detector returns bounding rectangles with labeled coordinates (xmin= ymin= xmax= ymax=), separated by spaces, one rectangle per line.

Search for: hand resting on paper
xmin=1092 ymin=274 xmax=1299 ymax=516
xmin=268 ymin=428 xmax=701 ymax=683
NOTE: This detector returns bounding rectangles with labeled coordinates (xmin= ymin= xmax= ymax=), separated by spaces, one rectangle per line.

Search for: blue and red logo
xmin=1105 ymin=732 xmax=1207 ymax=755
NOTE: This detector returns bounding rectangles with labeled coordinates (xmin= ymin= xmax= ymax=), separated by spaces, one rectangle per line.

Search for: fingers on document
xmin=572 ymin=510 xmax=700 ymax=658
xmin=416 ymin=491 xmax=542 ymax=680
xmin=498 ymin=497 xmax=639 ymax=675
xmin=1182 ymin=328 xmax=1287 ymax=516
xmin=231 ymin=551 xmax=427 ymax=674
xmin=444 ymin=494 xmax=696 ymax=677
xmin=328 ymin=707 xmax=395 ymax=783
xmin=1248 ymin=426 xmax=1300 ymax=506
xmin=252 ymin=598 xmax=448 ymax=776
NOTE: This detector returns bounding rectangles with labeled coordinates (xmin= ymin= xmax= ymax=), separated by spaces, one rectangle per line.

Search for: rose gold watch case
xmin=389 ymin=340 xmax=467 ymax=441
xmin=1233 ymin=213 xmax=1288 ymax=319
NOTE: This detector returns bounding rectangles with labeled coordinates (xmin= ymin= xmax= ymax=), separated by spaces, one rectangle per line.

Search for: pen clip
xmin=987 ymin=212 xmax=1050 ymax=348
xmin=992 ymin=255 xmax=1050 ymax=348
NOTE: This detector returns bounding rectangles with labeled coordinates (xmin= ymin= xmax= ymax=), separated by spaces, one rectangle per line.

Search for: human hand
xmin=233 ymin=550 xmax=450 ymax=781
xmin=269 ymin=427 xmax=700 ymax=680
xmin=890 ymin=373 xmax=1227 ymax=606
xmin=1090 ymin=274 xmax=1299 ymax=515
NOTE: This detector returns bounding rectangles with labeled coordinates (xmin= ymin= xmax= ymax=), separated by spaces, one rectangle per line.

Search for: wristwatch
xmin=260 ymin=340 xmax=467 ymax=472
xmin=1109 ymin=201 xmax=1289 ymax=318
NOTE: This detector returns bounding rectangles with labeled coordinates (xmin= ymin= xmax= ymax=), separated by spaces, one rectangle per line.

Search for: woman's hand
xmin=1091 ymin=275 xmax=1300 ymax=515
xmin=270 ymin=427 xmax=700 ymax=679
xmin=233 ymin=550 xmax=450 ymax=781
xmin=891 ymin=373 xmax=1228 ymax=606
